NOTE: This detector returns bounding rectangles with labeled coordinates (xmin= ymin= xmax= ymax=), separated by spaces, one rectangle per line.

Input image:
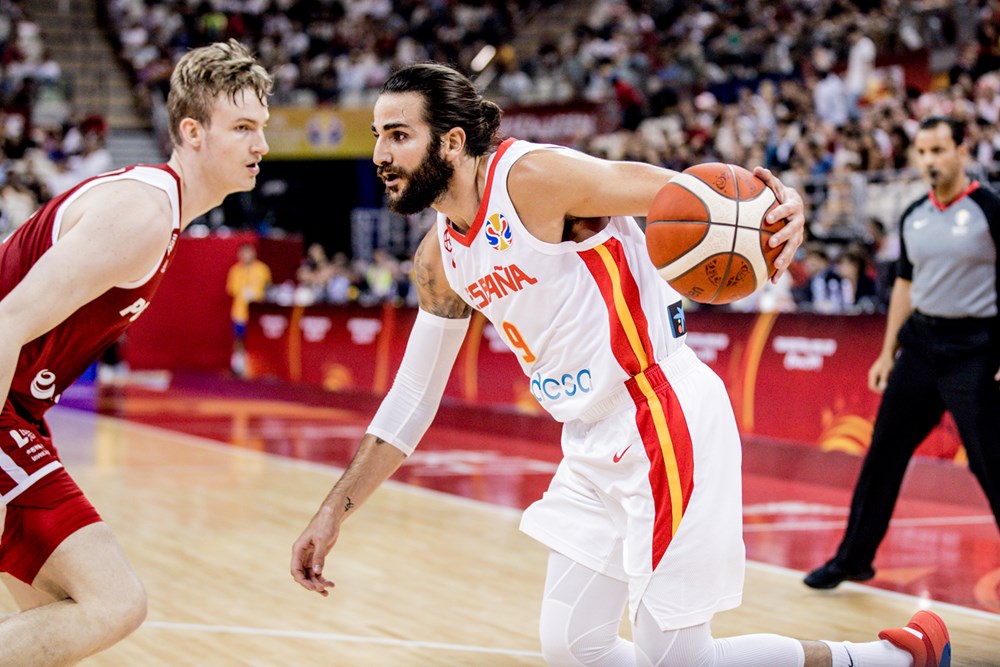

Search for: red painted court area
xmin=62 ymin=371 xmax=1000 ymax=616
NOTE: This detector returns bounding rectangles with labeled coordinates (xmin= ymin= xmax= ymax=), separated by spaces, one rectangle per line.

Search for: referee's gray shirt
xmin=898 ymin=181 xmax=1000 ymax=319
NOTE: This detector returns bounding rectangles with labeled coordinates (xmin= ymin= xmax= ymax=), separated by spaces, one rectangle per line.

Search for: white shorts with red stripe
xmin=520 ymin=345 xmax=745 ymax=631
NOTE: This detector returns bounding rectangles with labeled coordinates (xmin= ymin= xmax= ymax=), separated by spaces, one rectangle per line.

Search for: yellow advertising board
xmin=266 ymin=107 xmax=375 ymax=159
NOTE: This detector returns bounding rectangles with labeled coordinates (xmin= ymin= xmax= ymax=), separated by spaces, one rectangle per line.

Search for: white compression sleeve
xmin=366 ymin=309 xmax=470 ymax=455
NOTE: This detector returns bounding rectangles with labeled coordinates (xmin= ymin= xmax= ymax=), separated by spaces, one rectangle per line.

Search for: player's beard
xmin=381 ymin=137 xmax=455 ymax=215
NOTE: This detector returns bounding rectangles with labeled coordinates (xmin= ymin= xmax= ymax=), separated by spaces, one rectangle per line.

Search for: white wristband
xmin=367 ymin=309 xmax=470 ymax=455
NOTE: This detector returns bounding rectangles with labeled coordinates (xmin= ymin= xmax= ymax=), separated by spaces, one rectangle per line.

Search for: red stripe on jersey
xmin=446 ymin=138 xmax=517 ymax=248
xmin=576 ymin=237 xmax=654 ymax=376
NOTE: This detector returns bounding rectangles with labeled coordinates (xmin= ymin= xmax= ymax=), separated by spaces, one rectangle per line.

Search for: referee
xmin=805 ymin=115 xmax=1000 ymax=589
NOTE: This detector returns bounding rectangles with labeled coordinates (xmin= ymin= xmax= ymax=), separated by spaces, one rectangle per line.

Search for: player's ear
xmin=179 ymin=117 xmax=203 ymax=148
xmin=442 ymin=127 xmax=467 ymax=158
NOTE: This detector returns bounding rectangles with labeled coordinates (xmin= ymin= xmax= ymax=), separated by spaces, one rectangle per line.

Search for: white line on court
xmin=140 ymin=621 xmax=544 ymax=657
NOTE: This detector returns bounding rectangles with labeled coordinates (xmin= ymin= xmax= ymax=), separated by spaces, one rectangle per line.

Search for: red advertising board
xmin=245 ymin=305 xmax=965 ymax=463
xmin=124 ymin=233 xmax=303 ymax=371
xmin=500 ymin=102 xmax=619 ymax=147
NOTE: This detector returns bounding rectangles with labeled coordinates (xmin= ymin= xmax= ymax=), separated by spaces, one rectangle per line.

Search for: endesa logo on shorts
xmin=466 ymin=263 xmax=538 ymax=308
xmin=530 ymin=368 xmax=592 ymax=403
xmin=484 ymin=213 xmax=512 ymax=251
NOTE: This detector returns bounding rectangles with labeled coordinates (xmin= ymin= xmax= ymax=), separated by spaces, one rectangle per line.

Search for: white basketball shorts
xmin=520 ymin=345 xmax=745 ymax=631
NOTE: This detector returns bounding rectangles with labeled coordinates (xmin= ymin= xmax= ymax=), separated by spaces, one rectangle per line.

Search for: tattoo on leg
xmin=344 ymin=497 xmax=355 ymax=512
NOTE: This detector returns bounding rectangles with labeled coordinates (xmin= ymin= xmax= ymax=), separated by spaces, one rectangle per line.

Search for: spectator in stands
xmin=70 ymin=127 xmax=112 ymax=181
xmin=296 ymin=242 xmax=332 ymax=302
xmin=361 ymin=248 xmax=398 ymax=306
xmin=811 ymin=166 xmax=861 ymax=243
xmin=0 ymin=177 xmax=38 ymax=235
xmin=865 ymin=217 xmax=900 ymax=301
xmin=792 ymin=244 xmax=845 ymax=314
xmin=324 ymin=252 xmax=356 ymax=305
xmin=226 ymin=242 xmax=272 ymax=377
xmin=812 ymin=64 xmax=849 ymax=128
xmin=886 ymin=123 xmax=912 ymax=170
xmin=949 ymin=42 xmax=982 ymax=88
xmin=974 ymin=6 xmax=1000 ymax=78
xmin=970 ymin=116 xmax=999 ymax=167
xmin=392 ymin=258 xmax=414 ymax=307
xmin=609 ymin=72 xmax=646 ymax=132
xmin=845 ymin=22 xmax=877 ymax=121
xmin=43 ymin=149 xmax=79 ymax=198
xmin=835 ymin=246 xmax=883 ymax=313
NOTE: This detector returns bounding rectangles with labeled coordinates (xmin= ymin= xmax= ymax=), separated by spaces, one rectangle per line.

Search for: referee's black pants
xmin=833 ymin=312 xmax=1000 ymax=571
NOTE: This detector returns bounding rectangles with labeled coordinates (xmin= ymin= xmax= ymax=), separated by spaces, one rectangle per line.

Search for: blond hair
xmin=167 ymin=39 xmax=272 ymax=146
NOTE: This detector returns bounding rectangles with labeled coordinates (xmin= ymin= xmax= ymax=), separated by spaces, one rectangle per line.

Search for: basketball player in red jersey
xmin=293 ymin=63 xmax=951 ymax=667
xmin=0 ymin=40 xmax=270 ymax=665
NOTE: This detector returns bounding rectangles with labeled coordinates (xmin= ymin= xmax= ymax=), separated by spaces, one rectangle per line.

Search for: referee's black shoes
xmin=803 ymin=559 xmax=875 ymax=589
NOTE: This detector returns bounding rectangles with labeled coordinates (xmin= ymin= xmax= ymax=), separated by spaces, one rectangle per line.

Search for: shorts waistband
xmin=577 ymin=346 xmax=700 ymax=423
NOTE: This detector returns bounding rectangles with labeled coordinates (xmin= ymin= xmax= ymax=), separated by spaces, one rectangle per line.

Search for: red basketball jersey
xmin=0 ymin=164 xmax=182 ymax=419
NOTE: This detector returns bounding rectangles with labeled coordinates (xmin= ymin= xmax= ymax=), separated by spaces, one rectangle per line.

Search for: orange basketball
xmin=646 ymin=163 xmax=785 ymax=305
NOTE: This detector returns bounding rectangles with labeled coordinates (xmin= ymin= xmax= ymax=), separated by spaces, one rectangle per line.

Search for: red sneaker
xmin=878 ymin=610 xmax=951 ymax=667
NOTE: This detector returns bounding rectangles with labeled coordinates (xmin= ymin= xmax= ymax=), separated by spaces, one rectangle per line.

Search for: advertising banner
xmin=245 ymin=305 xmax=964 ymax=463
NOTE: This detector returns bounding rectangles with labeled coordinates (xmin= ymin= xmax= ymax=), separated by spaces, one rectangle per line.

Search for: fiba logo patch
xmin=485 ymin=213 xmax=513 ymax=251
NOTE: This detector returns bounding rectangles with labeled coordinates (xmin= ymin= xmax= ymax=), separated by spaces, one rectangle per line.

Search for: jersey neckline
xmin=445 ymin=137 xmax=517 ymax=248
xmin=928 ymin=179 xmax=979 ymax=211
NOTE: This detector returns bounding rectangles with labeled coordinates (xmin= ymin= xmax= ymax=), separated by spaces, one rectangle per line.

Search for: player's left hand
xmin=754 ymin=166 xmax=805 ymax=283
xmin=994 ymin=365 xmax=999 ymax=384
xmin=291 ymin=507 xmax=339 ymax=597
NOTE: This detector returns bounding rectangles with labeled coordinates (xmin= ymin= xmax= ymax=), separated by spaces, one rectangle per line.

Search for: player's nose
xmin=373 ymin=137 xmax=391 ymax=166
xmin=256 ymin=129 xmax=269 ymax=156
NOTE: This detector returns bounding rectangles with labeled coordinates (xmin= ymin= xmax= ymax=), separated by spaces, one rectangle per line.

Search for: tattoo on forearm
xmin=344 ymin=497 xmax=354 ymax=512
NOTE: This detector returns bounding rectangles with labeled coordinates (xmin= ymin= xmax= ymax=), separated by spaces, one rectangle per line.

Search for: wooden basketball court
xmin=2 ymin=404 xmax=997 ymax=666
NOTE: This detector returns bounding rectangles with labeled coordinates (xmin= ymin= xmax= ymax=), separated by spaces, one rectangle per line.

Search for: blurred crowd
xmin=4 ymin=0 xmax=1000 ymax=314
xmin=0 ymin=1 xmax=114 ymax=238
xmin=97 ymin=0 xmax=1000 ymax=314
xmin=271 ymin=244 xmax=415 ymax=308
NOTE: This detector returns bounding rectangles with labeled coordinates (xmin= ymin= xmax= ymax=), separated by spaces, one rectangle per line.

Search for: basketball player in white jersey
xmin=0 ymin=41 xmax=270 ymax=665
xmin=292 ymin=64 xmax=951 ymax=667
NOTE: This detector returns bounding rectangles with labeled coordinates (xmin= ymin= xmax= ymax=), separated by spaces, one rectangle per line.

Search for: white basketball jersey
xmin=437 ymin=139 xmax=689 ymax=423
